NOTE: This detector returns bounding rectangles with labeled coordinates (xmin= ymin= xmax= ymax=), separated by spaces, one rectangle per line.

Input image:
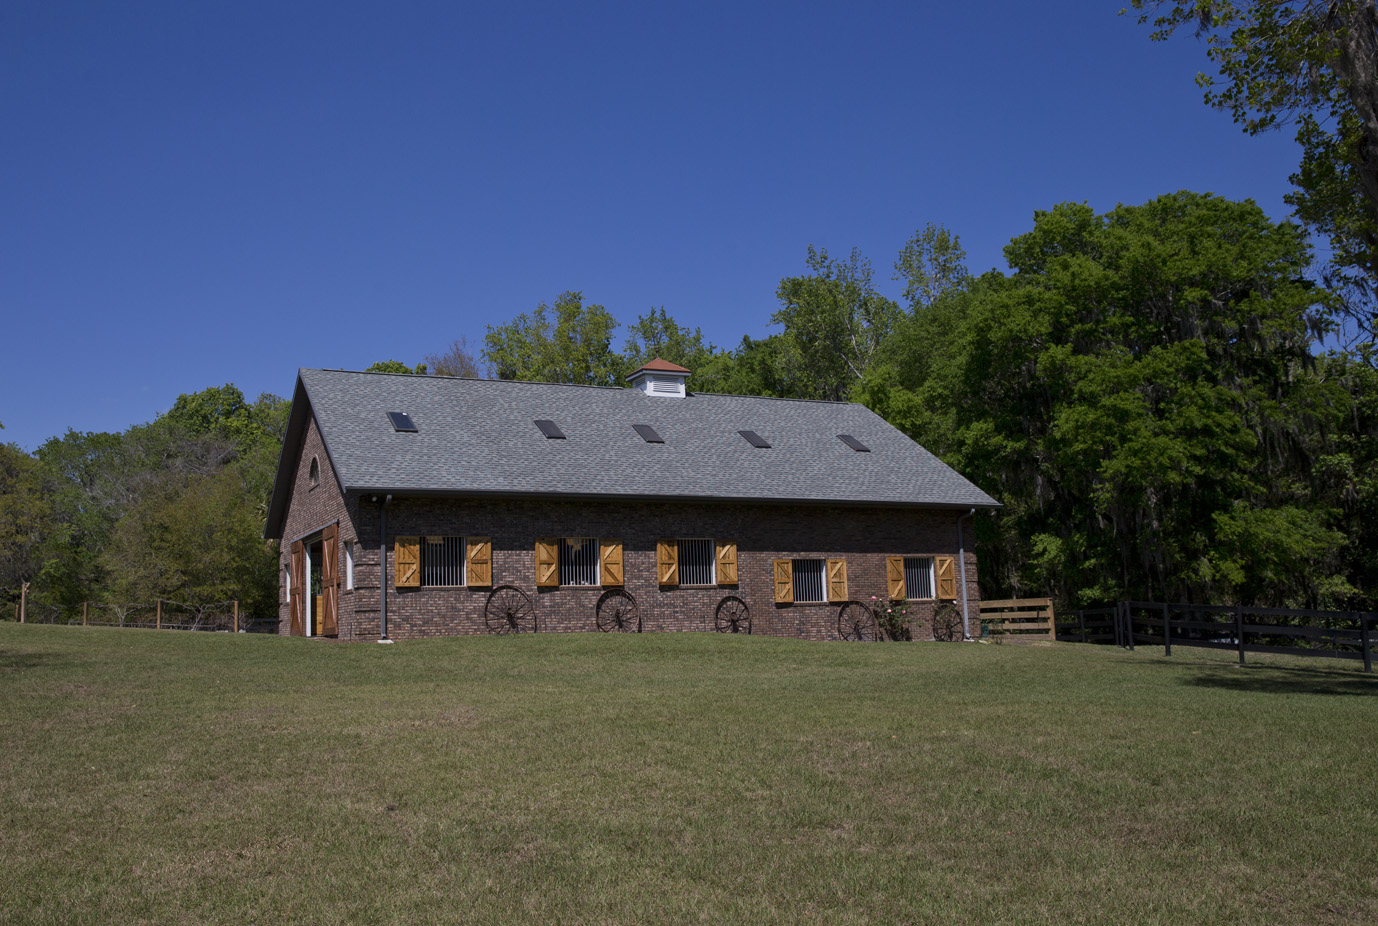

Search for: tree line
xmin=2 ymin=1 xmax=1375 ymax=617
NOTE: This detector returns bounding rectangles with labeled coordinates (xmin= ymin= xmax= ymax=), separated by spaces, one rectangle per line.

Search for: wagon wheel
xmin=837 ymin=601 xmax=879 ymax=642
xmin=485 ymin=585 xmax=536 ymax=634
xmin=596 ymin=589 xmax=640 ymax=632
xmin=932 ymin=602 xmax=963 ymax=642
xmin=714 ymin=595 xmax=751 ymax=634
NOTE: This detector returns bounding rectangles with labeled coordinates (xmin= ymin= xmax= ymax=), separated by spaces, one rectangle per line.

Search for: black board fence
xmin=1059 ymin=601 xmax=1374 ymax=673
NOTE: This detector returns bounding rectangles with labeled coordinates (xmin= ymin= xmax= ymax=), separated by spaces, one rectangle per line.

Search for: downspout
xmin=378 ymin=495 xmax=393 ymax=643
xmin=957 ymin=508 xmax=976 ymax=640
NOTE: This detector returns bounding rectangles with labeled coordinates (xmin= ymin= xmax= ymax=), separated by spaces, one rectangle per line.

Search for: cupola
xmin=627 ymin=358 xmax=690 ymax=397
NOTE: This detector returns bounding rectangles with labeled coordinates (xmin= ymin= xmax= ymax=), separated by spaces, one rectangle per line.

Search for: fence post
xmin=1078 ymin=610 xmax=1086 ymax=644
xmin=1045 ymin=600 xmax=1056 ymax=641
xmin=156 ymin=599 xmax=162 ymax=630
xmin=233 ymin=600 xmax=239 ymax=634
xmin=19 ymin=581 xmax=28 ymax=623
xmin=83 ymin=602 xmax=88 ymax=627
xmin=1163 ymin=602 xmax=1171 ymax=656
xmin=1125 ymin=601 xmax=1135 ymax=651
xmin=1361 ymin=614 xmax=1372 ymax=675
xmin=1235 ymin=605 xmax=1245 ymax=666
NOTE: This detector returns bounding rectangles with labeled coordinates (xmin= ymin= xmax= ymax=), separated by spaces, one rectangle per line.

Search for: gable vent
xmin=534 ymin=419 xmax=566 ymax=439
xmin=738 ymin=430 xmax=771 ymax=449
xmin=838 ymin=434 xmax=870 ymax=452
xmin=387 ymin=411 xmax=417 ymax=432
xmin=633 ymin=424 xmax=664 ymax=443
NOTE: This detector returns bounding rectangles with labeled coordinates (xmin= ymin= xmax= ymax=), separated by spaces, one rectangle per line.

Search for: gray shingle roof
xmin=266 ymin=368 xmax=998 ymax=537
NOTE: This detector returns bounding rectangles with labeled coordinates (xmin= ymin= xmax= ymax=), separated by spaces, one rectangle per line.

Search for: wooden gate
xmin=979 ymin=598 xmax=1056 ymax=641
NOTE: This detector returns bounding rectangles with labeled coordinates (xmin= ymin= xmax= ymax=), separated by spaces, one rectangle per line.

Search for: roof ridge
xmin=304 ymin=369 xmax=858 ymax=403
xmin=304 ymin=369 xmax=627 ymax=392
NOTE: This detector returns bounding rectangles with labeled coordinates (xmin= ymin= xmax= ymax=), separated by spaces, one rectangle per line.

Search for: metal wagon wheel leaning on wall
xmin=714 ymin=595 xmax=751 ymax=634
xmin=595 ymin=589 xmax=639 ymax=632
xmin=485 ymin=585 xmax=536 ymax=634
xmin=837 ymin=601 xmax=879 ymax=641
xmin=931 ymin=602 xmax=963 ymax=641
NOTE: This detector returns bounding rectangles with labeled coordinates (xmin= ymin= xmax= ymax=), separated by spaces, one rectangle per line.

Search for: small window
xmin=421 ymin=536 xmax=465 ymax=587
xmin=535 ymin=419 xmax=566 ymax=439
xmin=678 ymin=539 xmax=715 ymax=585
xmin=344 ymin=541 xmax=354 ymax=591
xmin=738 ymin=430 xmax=771 ymax=449
xmin=633 ymin=424 xmax=664 ymax=443
xmin=838 ymin=434 xmax=870 ymax=452
xmin=308 ymin=456 xmax=320 ymax=487
xmin=792 ymin=559 xmax=826 ymax=603
xmin=559 ymin=538 xmax=599 ymax=586
xmin=905 ymin=556 xmax=935 ymax=600
xmin=387 ymin=411 xmax=417 ymax=432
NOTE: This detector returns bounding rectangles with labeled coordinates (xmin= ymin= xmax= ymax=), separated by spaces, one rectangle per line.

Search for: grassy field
xmin=1 ymin=625 xmax=1375 ymax=925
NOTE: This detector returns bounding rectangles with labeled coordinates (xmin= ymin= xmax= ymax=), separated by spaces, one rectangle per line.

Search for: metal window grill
xmin=560 ymin=538 xmax=599 ymax=586
xmin=905 ymin=556 xmax=934 ymax=599
xmin=679 ymin=539 xmax=715 ymax=585
xmin=422 ymin=536 xmax=466 ymax=587
xmin=793 ymin=559 xmax=826 ymax=603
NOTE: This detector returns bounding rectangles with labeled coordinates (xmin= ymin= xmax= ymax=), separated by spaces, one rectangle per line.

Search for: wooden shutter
xmin=395 ymin=536 xmax=420 ymax=588
xmin=886 ymin=556 xmax=905 ymax=600
xmin=535 ymin=538 xmax=559 ymax=588
xmin=600 ymin=539 xmax=624 ymax=586
xmin=773 ymin=559 xmax=794 ymax=604
xmin=827 ymin=558 xmax=848 ymax=603
xmin=466 ymin=537 xmax=492 ymax=587
xmin=320 ymin=524 xmax=339 ymax=636
xmin=715 ymin=540 xmax=737 ymax=585
xmin=936 ymin=556 xmax=957 ymax=600
xmin=289 ymin=540 xmax=304 ymax=636
xmin=657 ymin=539 xmax=679 ymax=586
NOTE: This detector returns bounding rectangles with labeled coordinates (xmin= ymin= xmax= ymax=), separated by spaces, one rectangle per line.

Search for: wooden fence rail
xmin=1058 ymin=600 xmax=1374 ymax=673
xmin=979 ymin=598 xmax=1056 ymax=640
xmin=3 ymin=597 xmax=267 ymax=633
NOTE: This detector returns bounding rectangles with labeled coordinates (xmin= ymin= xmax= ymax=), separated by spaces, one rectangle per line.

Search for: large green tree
xmin=30 ymin=385 xmax=287 ymax=616
xmin=773 ymin=247 xmax=901 ymax=401
xmin=0 ymin=444 xmax=52 ymax=602
xmin=1132 ymin=0 xmax=1378 ymax=361
xmin=893 ymin=222 xmax=971 ymax=312
xmin=866 ymin=191 xmax=1354 ymax=607
xmin=483 ymin=291 xmax=623 ymax=386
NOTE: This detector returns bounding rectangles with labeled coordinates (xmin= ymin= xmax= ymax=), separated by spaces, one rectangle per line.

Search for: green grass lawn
xmin=1 ymin=625 xmax=1375 ymax=925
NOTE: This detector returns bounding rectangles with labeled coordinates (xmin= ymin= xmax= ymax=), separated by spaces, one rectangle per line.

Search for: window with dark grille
xmin=678 ymin=539 xmax=715 ymax=585
xmin=905 ymin=556 xmax=934 ymax=599
xmin=421 ymin=536 xmax=465 ymax=587
xmin=559 ymin=538 xmax=599 ymax=586
xmin=792 ymin=559 xmax=826 ymax=603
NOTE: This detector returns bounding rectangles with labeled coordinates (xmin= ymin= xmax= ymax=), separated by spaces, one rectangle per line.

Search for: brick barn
xmin=263 ymin=361 xmax=999 ymax=642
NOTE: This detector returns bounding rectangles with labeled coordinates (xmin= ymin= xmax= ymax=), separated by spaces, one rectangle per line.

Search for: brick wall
xmin=276 ymin=416 xmax=358 ymax=633
xmin=332 ymin=495 xmax=981 ymax=643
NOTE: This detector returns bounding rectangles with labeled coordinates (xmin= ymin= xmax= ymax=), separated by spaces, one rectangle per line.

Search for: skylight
xmin=738 ymin=430 xmax=771 ymax=449
xmin=633 ymin=424 xmax=664 ymax=443
xmin=838 ymin=434 xmax=871 ymax=452
xmin=535 ymin=419 xmax=566 ymax=439
xmin=387 ymin=411 xmax=417 ymax=432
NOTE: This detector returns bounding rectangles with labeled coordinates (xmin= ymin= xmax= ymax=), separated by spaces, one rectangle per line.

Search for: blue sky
xmin=1 ymin=1 xmax=1302 ymax=451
